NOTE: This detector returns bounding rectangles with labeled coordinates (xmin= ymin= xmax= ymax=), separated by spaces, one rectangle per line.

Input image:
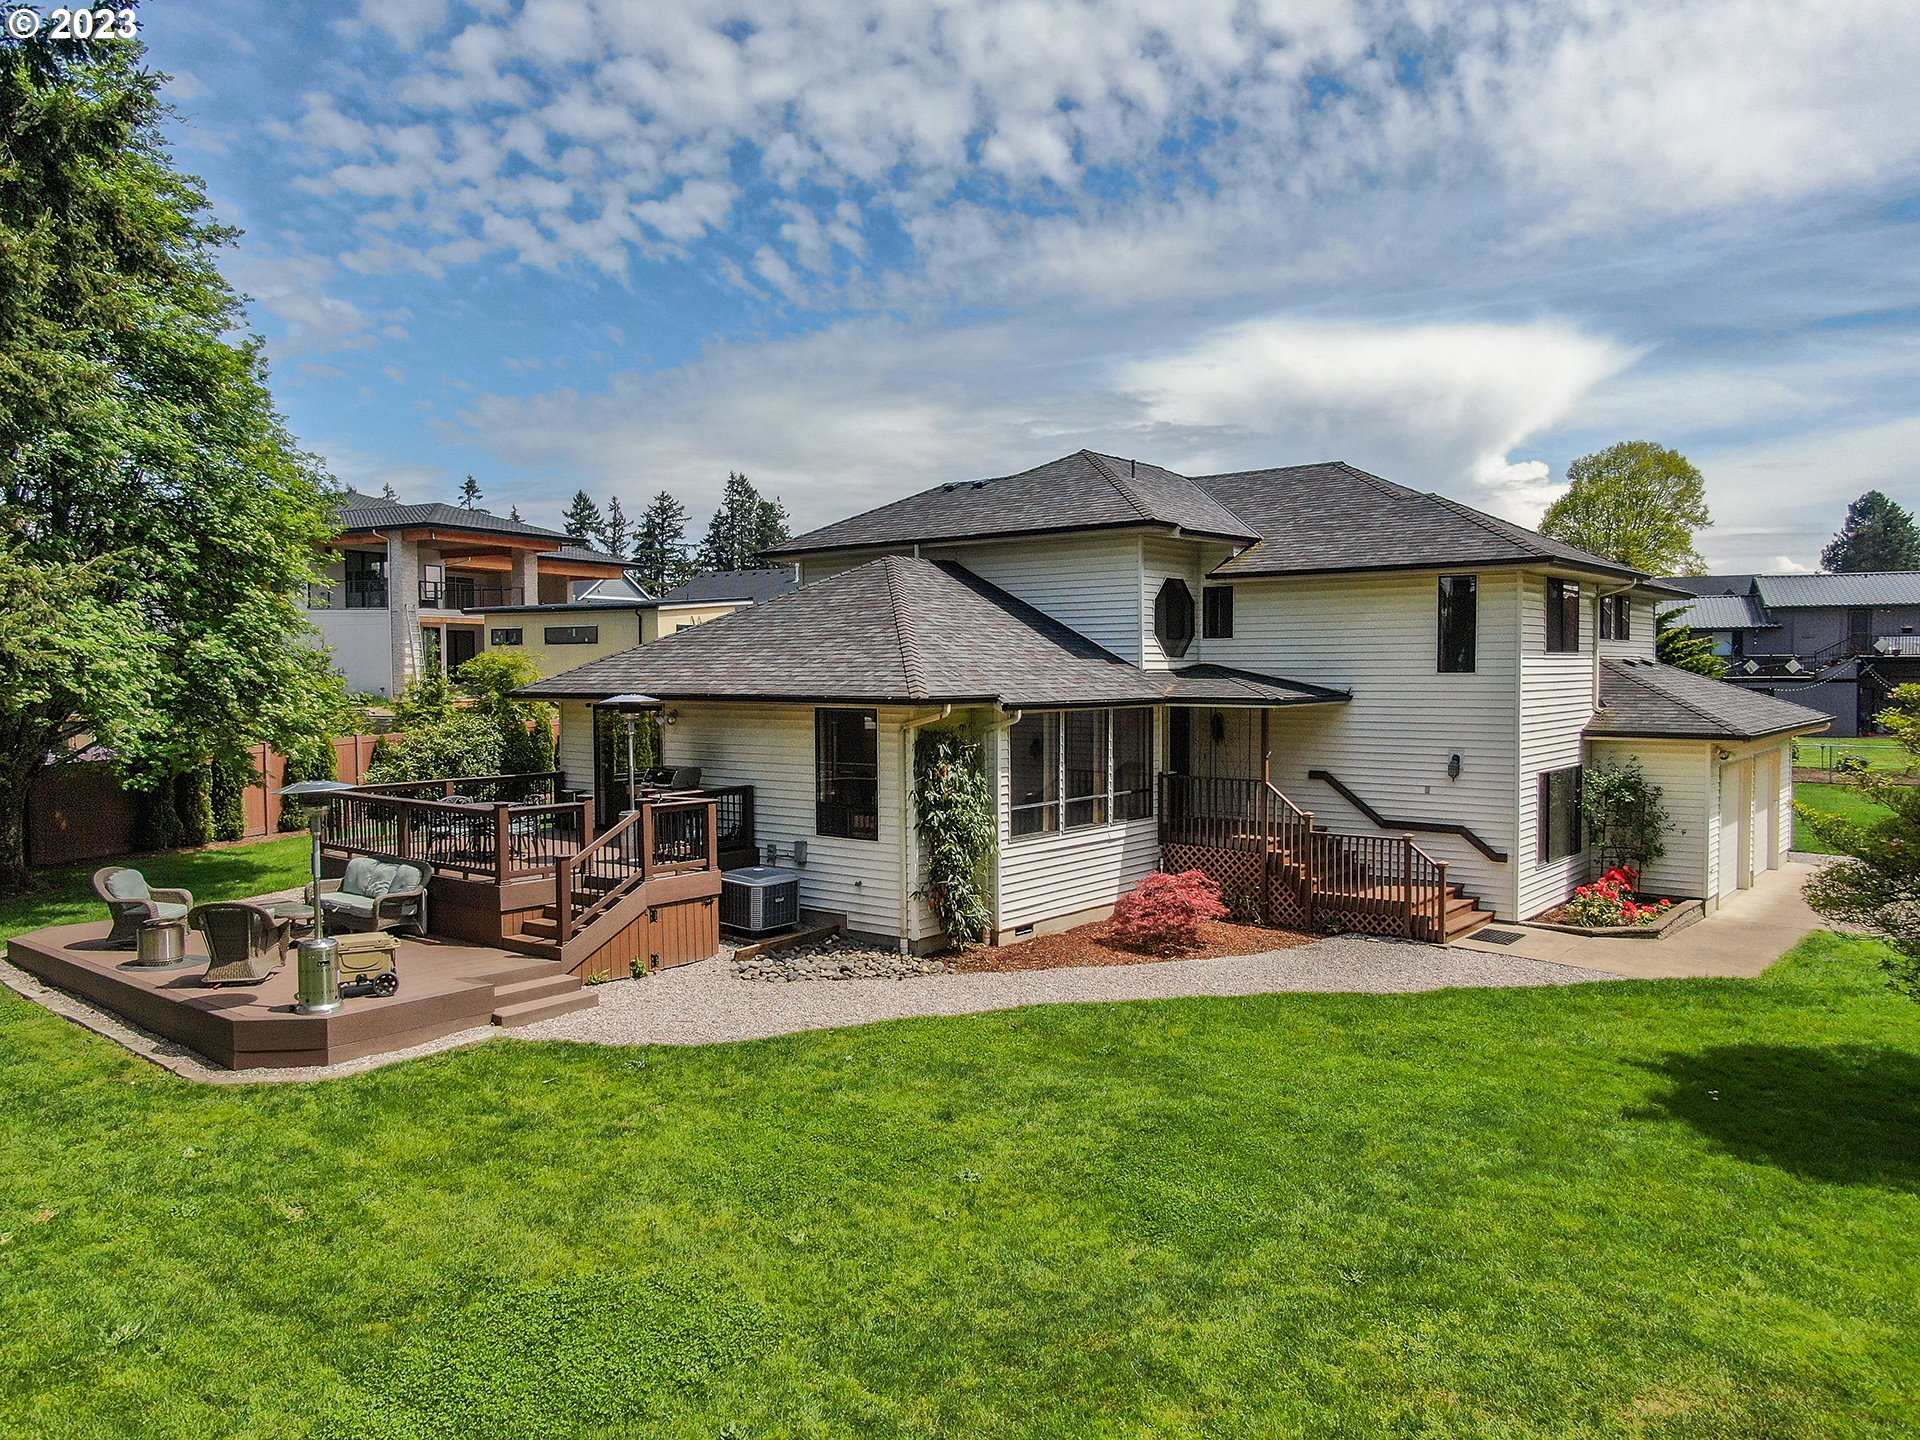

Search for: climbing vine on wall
xmin=912 ymin=727 xmax=997 ymax=949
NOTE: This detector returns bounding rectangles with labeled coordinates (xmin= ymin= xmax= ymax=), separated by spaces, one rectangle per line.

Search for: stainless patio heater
xmin=600 ymin=693 xmax=664 ymax=817
xmin=276 ymin=778 xmax=355 ymax=1015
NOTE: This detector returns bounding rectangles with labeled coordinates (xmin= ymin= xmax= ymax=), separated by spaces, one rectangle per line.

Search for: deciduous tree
xmin=1539 ymin=442 xmax=1711 ymax=575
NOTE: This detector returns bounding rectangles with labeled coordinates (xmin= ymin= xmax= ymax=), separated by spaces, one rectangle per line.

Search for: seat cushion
xmin=104 ymin=870 xmax=151 ymax=901
xmin=390 ymin=863 xmax=426 ymax=893
xmin=340 ymin=856 xmax=400 ymax=899
xmin=321 ymin=892 xmax=378 ymax=917
xmin=153 ymin=902 xmax=189 ymax=923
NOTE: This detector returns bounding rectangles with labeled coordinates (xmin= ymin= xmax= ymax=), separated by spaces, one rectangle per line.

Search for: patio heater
xmin=601 ymin=694 xmax=664 ymax=817
xmin=276 ymin=778 xmax=355 ymax=1015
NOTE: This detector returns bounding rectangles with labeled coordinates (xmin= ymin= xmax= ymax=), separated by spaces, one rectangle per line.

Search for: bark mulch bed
xmin=953 ymin=919 xmax=1314 ymax=973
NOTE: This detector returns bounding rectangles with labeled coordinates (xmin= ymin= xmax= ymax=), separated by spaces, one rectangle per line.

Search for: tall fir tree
xmin=0 ymin=35 xmax=340 ymax=889
xmin=632 ymin=491 xmax=692 ymax=591
xmin=508 ymin=504 xmax=521 ymax=522
xmin=601 ymin=495 xmax=632 ymax=557
xmin=1821 ymin=491 xmax=1920 ymax=573
xmin=457 ymin=474 xmax=483 ymax=508
xmin=698 ymin=471 xmax=791 ymax=571
xmin=1654 ymin=606 xmax=1728 ymax=678
xmin=380 ymin=481 xmax=398 ymax=501
xmin=561 ymin=489 xmax=607 ymax=547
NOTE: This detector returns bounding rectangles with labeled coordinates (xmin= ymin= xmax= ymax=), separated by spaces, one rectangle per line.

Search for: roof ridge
xmin=1080 ymin=450 xmax=1157 ymax=524
xmin=881 ymin=555 xmax=931 ymax=700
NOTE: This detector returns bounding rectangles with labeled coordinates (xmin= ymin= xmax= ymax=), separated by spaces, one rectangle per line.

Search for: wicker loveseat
xmin=317 ymin=856 xmax=429 ymax=935
xmin=93 ymin=867 xmax=194 ymax=948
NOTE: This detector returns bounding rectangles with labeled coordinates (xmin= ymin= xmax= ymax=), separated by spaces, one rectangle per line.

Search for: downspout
xmin=897 ymin=704 xmax=953 ymax=954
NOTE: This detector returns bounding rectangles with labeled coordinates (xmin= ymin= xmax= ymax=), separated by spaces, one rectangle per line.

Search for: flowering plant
xmin=1563 ymin=866 xmax=1675 ymax=927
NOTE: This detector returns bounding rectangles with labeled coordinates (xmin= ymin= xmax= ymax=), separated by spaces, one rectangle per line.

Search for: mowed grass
xmin=1793 ymin=782 xmax=1896 ymax=855
xmin=1796 ymin=737 xmax=1914 ymax=775
xmin=2 ymin=845 xmax=1919 ymax=1437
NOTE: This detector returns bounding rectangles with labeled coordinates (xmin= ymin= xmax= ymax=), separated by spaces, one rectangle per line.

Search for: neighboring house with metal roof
xmin=1659 ymin=571 xmax=1920 ymax=735
xmin=520 ymin=450 xmax=1824 ymax=949
xmin=308 ymin=489 xmax=635 ymax=696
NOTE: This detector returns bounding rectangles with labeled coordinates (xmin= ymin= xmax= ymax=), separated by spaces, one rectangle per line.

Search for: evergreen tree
xmin=380 ymin=481 xmax=398 ymax=501
xmin=1539 ymin=441 xmax=1711 ymax=575
xmin=632 ymin=491 xmax=692 ymax=591
xmin=1821 ymin=491 xmax=1920 ymax=573
xmin=561 ymin=489 xmax=607 ymax=546
xmin=0 ymin=36 xmax=339 ymax=890
xmin=508 ymin=504 xmax=521 ymax=522
xmin=1654 ymin=605 xmax=1728 ymax=678
xmin=698 ymin=471 xmax=790 ymax=571
xmin=602 ymin=495 xmax=632 ymax=557
xmin=457 ymin=474 xmax=482 ymax=508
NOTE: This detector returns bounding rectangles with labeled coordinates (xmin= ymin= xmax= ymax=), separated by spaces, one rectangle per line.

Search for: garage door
xmin=1717 ymin=759 xmax=1752 ymax=898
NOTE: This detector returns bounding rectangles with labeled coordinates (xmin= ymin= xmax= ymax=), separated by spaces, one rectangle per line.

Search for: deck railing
xmin=1158 ymin=773 xmax=1452 ymax=941
xmin=556 ymin=795 xmax=718 ymax=943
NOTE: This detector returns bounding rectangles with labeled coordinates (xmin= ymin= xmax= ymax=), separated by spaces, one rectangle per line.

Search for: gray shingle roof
xmin=336 ymin=490 xmax=573 ymax=543
xmin=1586 ymin=658 xmax=1830 ymax=740
xmin=1659 ymin=593 xmax=1775 ymax=630
xmin=519 ymin=555 xmax=1348 ymax=710
xmin=1196 ymin=463 xmax=1646 ymax=580
xmin=658 ymin=568 xmax=801 ymax=604
xmin=765 ymin=451 xmax=1258 ymax=556
xmin=1659 ymin=571 xmax=1920 ymax=609
xmin=541 ymin=543 xmax=634 ymax=568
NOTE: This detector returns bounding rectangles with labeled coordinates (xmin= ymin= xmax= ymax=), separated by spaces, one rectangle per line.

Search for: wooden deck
xmin=6 ymin=921 xmax=595 ymax=1070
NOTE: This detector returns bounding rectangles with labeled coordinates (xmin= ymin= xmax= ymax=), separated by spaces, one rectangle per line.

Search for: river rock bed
xmin=734 ymin=940 xmax=954 ymax=983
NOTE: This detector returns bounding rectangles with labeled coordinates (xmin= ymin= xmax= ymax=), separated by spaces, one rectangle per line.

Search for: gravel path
xmin=513 ymin=934 xmax=1617 ymax=1048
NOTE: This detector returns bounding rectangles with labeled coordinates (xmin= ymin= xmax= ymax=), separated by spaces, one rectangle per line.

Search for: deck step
xmin=1445 ymin=908 xmax=1494 ymax=941
xmin=491 ymin=974 xmax=582 ymax=1006
xmin=491 ymin=989 xmax=598 ymax=1028
xmin=520 ymin=915 xmax=560 ymax=941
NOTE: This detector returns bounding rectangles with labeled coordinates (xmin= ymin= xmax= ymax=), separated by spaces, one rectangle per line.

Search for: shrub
xmin=1834 ymin=754 xmax=1870 ymax=777
xmin=1562 ymin=867 xmax=1673 ymax=928
xmin=1582 ymin=762 xmax=1669 ymax=874
xmin=1110 ymin=869 xmax=1229 ymax=954
xmin=912 ymin=728 xmax=995 ymax=949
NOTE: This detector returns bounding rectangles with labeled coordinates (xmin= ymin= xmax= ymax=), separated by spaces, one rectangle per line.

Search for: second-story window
xmin=1545 ymin=578 xmax=1582 ymax=653
xmin=344 ymin=550 xmax=387 ymax=609
xmin=1437 ymin=575 xmax=1476 ymax=673
xmin=1202 ymin=585 xmax=1234 ymax=639
xmin=490 ymin=628 xmax=523 ymax=646
xmin=1154 ymin=578 xmax=1195 ymax=657
xmin=1599 ymin=594 xmax=1632 ymax=641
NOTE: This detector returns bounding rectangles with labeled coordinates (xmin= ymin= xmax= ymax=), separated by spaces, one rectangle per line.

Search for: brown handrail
xmin=1305 ymin=770 xmax=1509 ymax=863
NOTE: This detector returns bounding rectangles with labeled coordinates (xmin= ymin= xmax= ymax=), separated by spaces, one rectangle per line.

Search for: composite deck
xmin=6 ymin=922 xmax=593 ymax=1070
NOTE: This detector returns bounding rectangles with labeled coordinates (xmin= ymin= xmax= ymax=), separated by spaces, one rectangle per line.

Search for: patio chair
xmin=189 ymin=902 xmax=292 ymax=986
xmin=316 ymin=856 xmax=429 ymax=935
xmin=93 ymin=867 xmax=194 ymax=949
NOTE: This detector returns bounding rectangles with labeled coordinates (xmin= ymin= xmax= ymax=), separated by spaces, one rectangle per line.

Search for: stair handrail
xmin=560 ymin=806 xmax=650 ymax=942
xmin=1305 ymin=770 xmax=1509 ymax=863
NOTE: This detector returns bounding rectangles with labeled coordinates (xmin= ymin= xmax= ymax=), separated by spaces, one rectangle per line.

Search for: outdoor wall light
xmin=1447 ymin=753 xmax=1462 ymax=780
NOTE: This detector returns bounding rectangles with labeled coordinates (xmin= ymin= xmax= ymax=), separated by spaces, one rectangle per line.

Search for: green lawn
xmin=3 ymin=844 xmax=1919 ymax=1438
xmin=1793 ymin=783 xmax=1896 ymax=855
xmin=1796 ymin=737 xmax=1914 ymax=776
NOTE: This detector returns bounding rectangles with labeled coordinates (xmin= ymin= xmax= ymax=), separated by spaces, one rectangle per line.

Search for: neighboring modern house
xmin=307 ymin=490 xmax=633 ymax=696
xmin=471 ymin=567 xmax=801 ymax=678
xmin=519 ymin=451 xmax=1828 ymax=950
xmin=1659 ymin=572 xmax=1920 ymax=736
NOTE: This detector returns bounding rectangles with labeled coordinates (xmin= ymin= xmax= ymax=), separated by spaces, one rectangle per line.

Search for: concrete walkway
xmin=1454 ymin=861 xmax=1825 ymax=979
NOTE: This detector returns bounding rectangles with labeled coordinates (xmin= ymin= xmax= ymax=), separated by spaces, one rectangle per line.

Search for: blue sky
xmin=147 ymin=0 xmax=1920 ymax=570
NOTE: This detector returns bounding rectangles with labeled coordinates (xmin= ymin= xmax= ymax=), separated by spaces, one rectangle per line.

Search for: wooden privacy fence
xmin=27 ymin=732 xmax=399 ymax=869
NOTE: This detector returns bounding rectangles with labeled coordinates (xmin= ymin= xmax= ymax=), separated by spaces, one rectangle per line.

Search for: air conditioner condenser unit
xmin=719 ymin=866 xmax=802 ymax=936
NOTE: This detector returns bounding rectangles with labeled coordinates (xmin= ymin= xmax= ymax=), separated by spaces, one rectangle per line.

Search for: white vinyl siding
xmin=1586 ymin=738 xmax=1715 ymax=901
xmin=1517 ymin=576 xmax=1599 ymax=918
xmin=1598 ymin=595 xmax=1658 ymax=660
xmin=1204 ymin=569 xmax=1524 ymax=914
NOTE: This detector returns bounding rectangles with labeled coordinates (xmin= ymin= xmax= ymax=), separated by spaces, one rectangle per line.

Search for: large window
xmin=1437 ymin=574 xmax=1476 ymax=673
xmin=545 ymin=625 xmax=600 ymax=645
xmin=1202 ymin=585 xmax=1234 ymax=639
xmin=1599 ymin=594 xmax=1631 ymax=641
xmin=343 ymin=550 xmax=387 ymax=609
xmin=1545 ymin=578 xmax=1582 ymax=653
xmin=1010 ymin=708 xmax=1154 ymax=838
xmin=815 ymin=709 xmax=879 ymax=840
xmin=1538 ymin=766 xmax=1584 ymax=862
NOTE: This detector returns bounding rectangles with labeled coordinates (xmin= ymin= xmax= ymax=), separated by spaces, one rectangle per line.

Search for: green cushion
xmin=104 ymin=870 xmax=150 ymax=901
xmin=391 ymin=864 xmax=425 ymax=892
xmin=153 ymin=902 xmax=188 ymax=923
xmin=341 ymin=856 xmax=399 ymax=899
xmin=322 ymin=892 xmax=377 ymax=917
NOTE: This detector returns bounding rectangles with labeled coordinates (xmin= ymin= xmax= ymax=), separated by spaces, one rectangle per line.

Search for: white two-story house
xmin=520 ymin=452 xmax=1827 ymax=948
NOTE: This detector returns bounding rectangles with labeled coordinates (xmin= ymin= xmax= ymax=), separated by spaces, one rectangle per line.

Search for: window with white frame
xmin=1009 ymin=708 xmax=1154 ymax=838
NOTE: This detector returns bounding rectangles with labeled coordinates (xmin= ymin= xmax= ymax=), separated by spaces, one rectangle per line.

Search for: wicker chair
xmin=189 ymin=902 xmax=293 ymax=986
xmin=317 ymin=856 xmax=429 ymax=935
xmin=93 ymin=867 xmax=194 ymax=949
